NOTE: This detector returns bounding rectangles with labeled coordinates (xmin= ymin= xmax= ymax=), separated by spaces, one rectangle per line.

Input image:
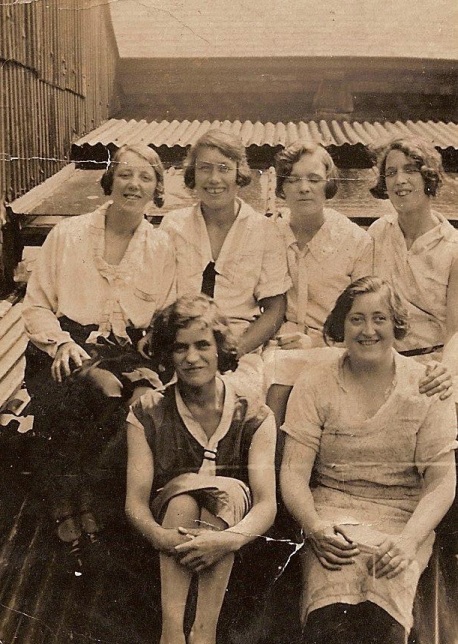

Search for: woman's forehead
xmin=116 ymin=149 xmax=153 ymax=169
xmin=175 ymin=321 xmax=215 ymax=342
xmin=196 ymin=146 xmax=235 ymax=164
xmin=385 ymin=149 xmax=416 ymax=166
xmin=291 ymin=152 xmax=327 ymax=175
xmin=348 ymin=291 xmax=391 ymax=313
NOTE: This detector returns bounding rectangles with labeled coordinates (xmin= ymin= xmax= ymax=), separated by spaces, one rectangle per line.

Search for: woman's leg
xmin=160 ymin=494 xmax=200 ymax=644
xmin=303 ymin=604 xmax=358 ymax=644
xmin=190 ymin=509 xmax=235 ymax=644
xmin=356 ymin=602 xmax=407 ymax=644
xmin=303 ymin=603 xmax=407 ymax=644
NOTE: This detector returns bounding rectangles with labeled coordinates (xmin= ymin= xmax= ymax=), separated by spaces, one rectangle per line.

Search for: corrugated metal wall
xmin=0 ymin=0 xmax=120 ymax=203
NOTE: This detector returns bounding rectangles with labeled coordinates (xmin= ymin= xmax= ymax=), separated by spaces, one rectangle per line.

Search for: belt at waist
xmin=398 ymin=344 xmax=443 ymax=357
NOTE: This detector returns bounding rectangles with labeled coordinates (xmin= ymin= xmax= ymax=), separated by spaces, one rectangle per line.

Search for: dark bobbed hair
xmin=150 ymin=294 xmax=239 ymax=375
xmin=183 ymin=130 xmax=252 ymax=189
xmin=275 ymin=140 xmax=339 ymax=200
xmin=100 ymin=144 xmax=165 ymax=208
xmin=323 ymin=276 xmax=409 ymax=345
xmin=370 ymin=136 xmax=443 ymax=200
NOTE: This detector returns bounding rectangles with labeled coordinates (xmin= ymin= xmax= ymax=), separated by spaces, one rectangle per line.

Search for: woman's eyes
xmin=348 ymin=316 xmax=387 ymax=324
xmin=173 ymin=342 xmax=212 ymax=352
xmin=385 ymin=165 xmax=420 ymax=178
xmin=117 ymin=172 xmax=154 ymax=181
xmin=284 ymin=175 xmax=324 ymax=184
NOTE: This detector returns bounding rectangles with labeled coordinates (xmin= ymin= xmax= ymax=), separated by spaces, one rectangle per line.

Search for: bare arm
xmin=419 ymin=256 xmax=458 ymax=398
xmin=280 ymin=436 xmax=359 ymax=569
xmin=237 ymin=294 xmax=286 ymax=357
xmin=224 ymin=412 xmax=277 ymax=545
xmin=443 ymin=255 xmax=458 ymax=376
xmin=125 ymin=422 xmax=188 ymax=553
xmin=370 ymin=451 xmax=456 ymax=579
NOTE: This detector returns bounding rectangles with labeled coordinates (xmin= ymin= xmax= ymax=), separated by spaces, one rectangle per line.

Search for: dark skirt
xmin=24 ymin=317 xmax=160 ymax=512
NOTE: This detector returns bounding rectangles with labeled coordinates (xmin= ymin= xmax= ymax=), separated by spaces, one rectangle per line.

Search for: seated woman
xmin=22 ymin=144 xmax=175 ymax=565
xmin=125 ymin=294 xmax=277 ymax=644
xmin=368 ymin=135 xmax=458 ymax=393
xmin=265 ymin=140 xmax=373 ymax=426
xmin=157 ymin=130 xmax=291 ymax=388
xmin=280 ymin=276 xmax=457 ymax=644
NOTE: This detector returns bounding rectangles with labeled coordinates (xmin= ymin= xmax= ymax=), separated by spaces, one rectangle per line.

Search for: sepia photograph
xmin=0 ymin=1 xmax=458 ymax=642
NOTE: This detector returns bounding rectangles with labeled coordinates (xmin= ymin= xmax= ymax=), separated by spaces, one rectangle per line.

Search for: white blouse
xmin=23 ymin=202 xmax=176 ymax=357
xmin=160 ymin=199 xmax=291 ymax=337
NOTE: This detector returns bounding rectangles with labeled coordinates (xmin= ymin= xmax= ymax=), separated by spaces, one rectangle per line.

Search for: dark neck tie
xmin=201 ymin=261 xmax=217 ymax=298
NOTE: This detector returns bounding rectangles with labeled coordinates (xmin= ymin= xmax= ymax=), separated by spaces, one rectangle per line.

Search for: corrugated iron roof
xmin=73 ymin=118 xmax=458 ymax=153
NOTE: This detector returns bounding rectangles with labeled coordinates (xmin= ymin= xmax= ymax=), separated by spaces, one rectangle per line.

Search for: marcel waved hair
xmin=150 ymin=294 xmax=239 ymax=374
xmin=275 ymin=140 xmax=339 ymax=200
xmin=100 ymin=144 xmax=165 ymax=208
xmin=183 ymin=130 xmax=252 ymax=189
xmin=323 ymin=276 xmax=410 ymax=345
xmin=370 ymin=136 xmax=444 ymax=200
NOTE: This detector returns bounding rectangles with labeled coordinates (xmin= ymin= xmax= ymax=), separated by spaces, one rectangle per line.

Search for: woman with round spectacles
xmin=265 ymin=140 xmax=373 ymax=427
xmin=157 ymin=130 xmax=291 ymax=390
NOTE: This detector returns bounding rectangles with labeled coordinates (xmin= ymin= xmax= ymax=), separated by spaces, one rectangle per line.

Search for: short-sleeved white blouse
xmin=160 ymin=199 xmax=291 ymax=337
xmin=276 ymin=207 xmax=373 ymax=344
xmin=369 ymin=211 xmax=458 ymax=352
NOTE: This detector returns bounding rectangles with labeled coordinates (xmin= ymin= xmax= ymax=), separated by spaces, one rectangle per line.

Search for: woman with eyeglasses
xmin=368 ymin=136 xmax=458 ymax=387
xmin=265 ymin=140 xmax=373 ymax=427
xmin=157 ymin=130 xmax=290 ymax=380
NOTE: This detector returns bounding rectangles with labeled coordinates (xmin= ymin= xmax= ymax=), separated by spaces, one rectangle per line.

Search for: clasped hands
xmin=156 ymin=526 xmax=237 ymax=572
xmin=310 ymin=522 xmax=417 ymax=579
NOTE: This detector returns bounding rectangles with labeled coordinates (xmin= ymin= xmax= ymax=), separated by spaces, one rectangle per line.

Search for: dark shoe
xmin=55 ymin=514 xmax=84 ymax=574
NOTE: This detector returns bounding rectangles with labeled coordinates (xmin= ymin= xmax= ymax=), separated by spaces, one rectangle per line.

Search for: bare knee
xmin=162 ymin=494 xmax=200 ymax=529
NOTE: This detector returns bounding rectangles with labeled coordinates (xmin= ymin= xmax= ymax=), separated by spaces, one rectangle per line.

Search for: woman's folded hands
xmin=309 ymin=522 xmax=360 ymax=570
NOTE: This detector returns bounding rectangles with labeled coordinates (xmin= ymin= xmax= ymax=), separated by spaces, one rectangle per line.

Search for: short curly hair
xmin=370 ymin=136 xmax=443 ymax=200
xmin=323 ymin=276 xmax=409 ymax=345
xmin=150 ymin=294 xmax=239 ymax=375
xmin=183 ymin=130 xmax=252 ymax=189
xmin=100 ymin=144 xmax=165 ymax=208
xmin=275 ymin=140 xmax=339 ymax=200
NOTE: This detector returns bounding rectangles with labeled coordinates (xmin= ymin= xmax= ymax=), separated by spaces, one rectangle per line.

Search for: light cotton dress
xmin=282 ymin=350 xmax=457 ymax=631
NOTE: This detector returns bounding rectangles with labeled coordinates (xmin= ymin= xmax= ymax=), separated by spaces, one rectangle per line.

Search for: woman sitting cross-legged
xmin=125 ymin=294 xmax=277 ymax=644
xmin=280 ymin=276 xmax=457 ymax=644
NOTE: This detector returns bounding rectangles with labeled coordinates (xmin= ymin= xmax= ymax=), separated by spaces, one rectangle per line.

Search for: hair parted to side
xmin=150 ymin=294 xmax=239 ymax=374
xmin=370 ymin=136 xmax=444 ymax=200
xmin=275 ymin=140 xmax=339 ymax=200
xmin=183 ymin=130 xmax=252 ymax=189
xmin=323 ymin=276 xmax=409 ymax=345
xmin=100 ymin=144 xmax=165 ymax=208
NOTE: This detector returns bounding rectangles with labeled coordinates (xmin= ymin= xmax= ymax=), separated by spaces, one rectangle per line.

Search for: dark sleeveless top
xmin=129 ymin=383 xmax=271 ymax=494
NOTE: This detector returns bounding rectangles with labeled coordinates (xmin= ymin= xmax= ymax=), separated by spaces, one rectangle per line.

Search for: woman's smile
xmin=344 ymin=292 xmax=395 ymax=362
